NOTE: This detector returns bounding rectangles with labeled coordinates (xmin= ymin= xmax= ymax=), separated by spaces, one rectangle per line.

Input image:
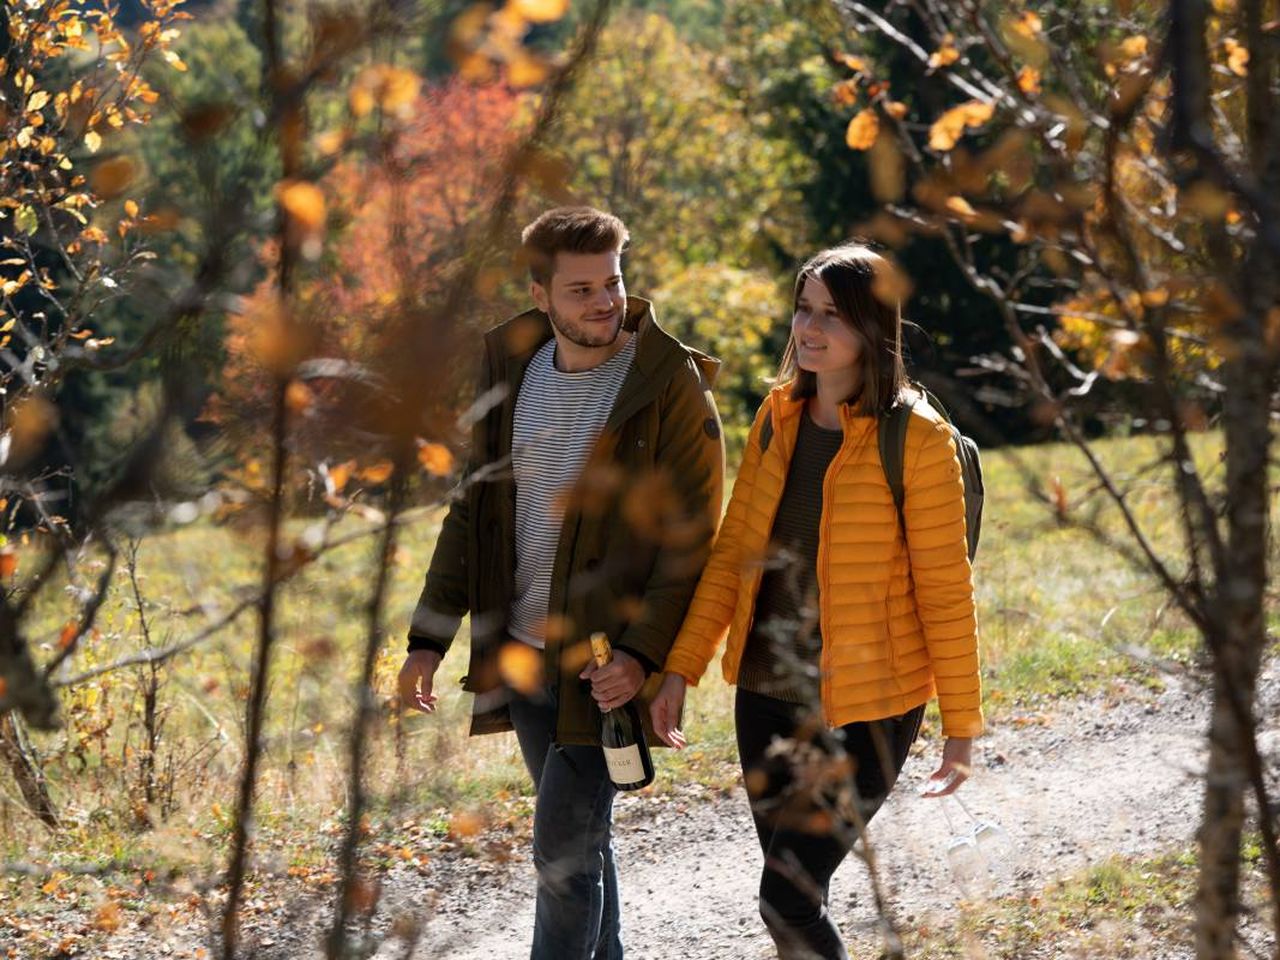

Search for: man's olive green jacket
xmin=408 ymin=297 xmax=725 ymax=745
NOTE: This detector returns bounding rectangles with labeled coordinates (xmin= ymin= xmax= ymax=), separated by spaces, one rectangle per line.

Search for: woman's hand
xmin=922 ymin=737 xmax=972 ymax=797
xmin=649 ymin=672 xmax=688 ymax=749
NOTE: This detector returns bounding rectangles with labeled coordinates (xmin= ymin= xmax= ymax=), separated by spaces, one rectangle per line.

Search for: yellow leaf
xmin=1011 ymin=11 xmax=1043 ymax=39
xmin=1017 ymin=66 xmax=1042 ymax=95
xmin=85 ymin=130 xmax=102 ymax=153
xmin=928 ymin=110 xmax=966 ymax=151
xmin=945 ymin=196 xmax=977 ymax=218
xmin=277 ymin=180 xmax=326 ymax=231
xmin=959 ymin=101 xmax=995 ymax=126
xmin=836 ymin=53 xmax=868 ymax=72
xmin=512 ymin=0 xmax=569 ymax=23
xmin=928 ymin=33 xmax=960 ymax=69
xmin=508 ymin=51 xmax=551 ymax=88
xmin=1120 ymin=35 xmax=1149 ymax=59
xmin=885 ymin=101 xmax=908 ymax=119
xmin=1225 ymin=38 xmax=1249 ymax=76
xmin=26 ymin=90 xmax=50 ymax=113
xmin=845 ymin=109 xmax=880 ymax=150
xmin=124 ymin=199 xmax=139 ymax=218
xmin=417 ymin=442 xmax=455 ymax=477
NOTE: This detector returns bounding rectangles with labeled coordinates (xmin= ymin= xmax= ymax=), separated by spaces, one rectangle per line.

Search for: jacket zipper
xmin=816 ymin=405 xmax=861 ymax=728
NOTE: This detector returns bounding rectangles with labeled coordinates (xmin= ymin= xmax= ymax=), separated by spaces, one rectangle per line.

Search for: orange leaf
xmin=91 ymin=157 xmax=138 ymax=200
xmin=124 ymin=199 xmax=139 ymax=218
xmin=59 ymin=621 xmax=79 ymax=650
xmin=1017 ymin=66 xmax=1042 ymax=95
xmin=845 ymin=109 xmax=879 ymax=150
xmin=328 ymin=460 xmax=355 ymax=494
xmin=498 ymin=640 xmax=543 ymax=695
xmin=417 ymin=442 xmax=455 ymax=477
xmin=836 ymin=52 xmax=868 ymax=72
xmin=359 ymin=460 xmax=395 ymax=484
xmin=885 ymin=101 xmax=908 ymax=119
xmin=277 ymin=180 xmax=326 ymax=231
xmin=1225 ymin=38 xmax=1249 ymax=76
xmin=93 ymin=901 xmax=122 ymax=932
xmin=945 ymin=196 xmax=977 ymax=218
xmin=1051 ymin=475 xmax=1068 ymax=521
xmin=450 ymin=810 xmax=486 ymax=838
xmin=285 ymin=380 xmax=313 ymax=414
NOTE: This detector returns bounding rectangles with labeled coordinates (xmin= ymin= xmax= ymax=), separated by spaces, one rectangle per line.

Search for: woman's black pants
xmin=734 ymin=687 xmax=925 ymax=960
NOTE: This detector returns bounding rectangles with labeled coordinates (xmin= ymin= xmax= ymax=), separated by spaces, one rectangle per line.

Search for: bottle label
xmin=602 ymin=744 xmax=645 ymax=784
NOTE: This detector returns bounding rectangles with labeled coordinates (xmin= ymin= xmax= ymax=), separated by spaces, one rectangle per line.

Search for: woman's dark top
xmin=736 ymin=411 xmax=844 ymax=705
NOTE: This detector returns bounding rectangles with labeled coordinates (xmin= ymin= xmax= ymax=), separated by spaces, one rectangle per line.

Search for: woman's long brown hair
xmin=776 ymin=243 xmax=909 ymax=416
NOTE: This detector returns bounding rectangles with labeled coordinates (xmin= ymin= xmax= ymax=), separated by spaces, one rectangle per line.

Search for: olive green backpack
xmin=757 ymin=390 xmax=984 ymax=562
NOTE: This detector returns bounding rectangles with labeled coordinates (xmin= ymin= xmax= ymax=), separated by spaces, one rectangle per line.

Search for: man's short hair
xmin=520 ymin=207 xmax=629 ymax=286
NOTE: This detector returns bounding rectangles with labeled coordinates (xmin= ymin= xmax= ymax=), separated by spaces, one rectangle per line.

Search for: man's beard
xmin=547 ymin=302 xmax=623 ymax=349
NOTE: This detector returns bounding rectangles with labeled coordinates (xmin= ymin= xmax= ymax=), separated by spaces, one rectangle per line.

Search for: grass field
xmin=1 ymin=428 xmax=1274 ymax=956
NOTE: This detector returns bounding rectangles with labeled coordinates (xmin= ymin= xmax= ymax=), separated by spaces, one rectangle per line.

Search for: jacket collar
xmin=766 ymin=382 xmax=876 ymax=439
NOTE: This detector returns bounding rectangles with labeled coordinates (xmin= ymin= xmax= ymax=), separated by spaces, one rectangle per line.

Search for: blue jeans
xmin=509 ymin=687 xmax=622 ymax=960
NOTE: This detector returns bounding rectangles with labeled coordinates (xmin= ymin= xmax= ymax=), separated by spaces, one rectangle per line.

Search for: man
xmin=398 ymin=206 xmax=724 ymax=959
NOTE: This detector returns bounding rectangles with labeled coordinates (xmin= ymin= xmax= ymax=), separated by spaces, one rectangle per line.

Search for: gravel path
xmin=386 ymin=663 xmax=1276 ymax=959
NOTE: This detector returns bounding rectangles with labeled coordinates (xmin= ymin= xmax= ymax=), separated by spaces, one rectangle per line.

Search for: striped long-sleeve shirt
xmin=508 ymin=334 xmax=637 ymax=648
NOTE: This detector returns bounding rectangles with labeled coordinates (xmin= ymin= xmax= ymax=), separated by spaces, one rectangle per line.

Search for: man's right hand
xmin=649 ymin=672 xmax=688 ymax=749
xmin=398 ymin=650 xmax=443 ymax=714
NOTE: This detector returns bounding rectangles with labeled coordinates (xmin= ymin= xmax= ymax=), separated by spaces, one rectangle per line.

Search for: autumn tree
xmin=830 ymin=0 xmax=1279 ymax=956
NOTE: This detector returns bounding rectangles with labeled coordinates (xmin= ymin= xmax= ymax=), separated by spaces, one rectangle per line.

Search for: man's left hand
xmin=579 ymin=649 xmax=645 ymax=710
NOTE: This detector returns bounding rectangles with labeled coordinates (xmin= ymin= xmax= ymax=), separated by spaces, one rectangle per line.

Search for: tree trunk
xmin=0 ymin=711 xmax=58 ymax=830
xmin=1196 ymin=666 xmax=1251 ymax=958
xmin=1196 ymin=245 xmax=1275 ymax=955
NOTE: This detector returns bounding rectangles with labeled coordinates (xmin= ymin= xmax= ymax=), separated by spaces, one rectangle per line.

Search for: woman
xmin=650 ymin=244 xmax=982 ymax=960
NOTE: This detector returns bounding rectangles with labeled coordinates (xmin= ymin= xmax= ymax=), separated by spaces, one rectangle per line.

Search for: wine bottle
xmin=589 ymin=632 xmax=655 ymax=791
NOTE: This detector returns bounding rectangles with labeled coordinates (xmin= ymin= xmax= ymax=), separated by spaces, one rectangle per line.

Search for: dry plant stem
xmin=324 ymin=4 xmax=618 ymax=953
xmin=220 ymin=2 xmax=294 ymax=954
xmin=0 ymin=712 xmax=57 ymax=829
xmin=219 ymin=375 xmax=290 ymax=960
xmin=834 ymin=0 xmax=1280 ymax=948
xmin=40 ymin=545 xmax=118 ymax=680
xmin=325 ymin=461 xmax=406 ymax=959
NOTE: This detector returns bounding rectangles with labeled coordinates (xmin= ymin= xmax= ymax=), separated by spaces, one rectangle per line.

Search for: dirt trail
xmin=89 ymin=664 xmax=1277 ymax=960
xmin=371 ymin=662 xmax=1276 ymax=960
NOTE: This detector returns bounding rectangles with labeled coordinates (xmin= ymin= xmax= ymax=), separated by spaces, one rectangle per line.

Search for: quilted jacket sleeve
xmin=663 ymin=401 xmax=771 ymax=685
xmin=903 ymin=416 xmax=983 ymax=738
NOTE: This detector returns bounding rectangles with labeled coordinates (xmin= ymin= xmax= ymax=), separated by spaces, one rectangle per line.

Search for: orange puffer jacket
xmin=664 ymin=386 xmax=983 ymax=738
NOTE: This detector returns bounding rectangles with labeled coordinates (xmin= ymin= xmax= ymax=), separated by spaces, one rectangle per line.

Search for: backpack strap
xmin=879 ymin=396 xmax=917 ymax=527
xmin=759 ymin=408 xmax=775 ymax=454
